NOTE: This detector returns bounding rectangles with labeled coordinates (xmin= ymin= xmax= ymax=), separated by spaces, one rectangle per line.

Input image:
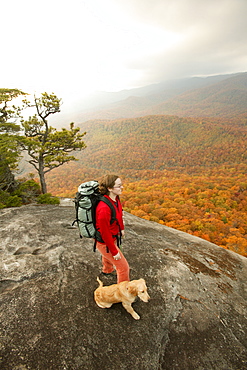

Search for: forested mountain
xmin=46 ymin=114 xmax=247 ymax=193
xmin=65 ymin=72 xmax=247 ymax=123
xmin=45 ymin=113 xmax=247 ymax=257
xmin=146 ymin=72 xmax=247 ymax=119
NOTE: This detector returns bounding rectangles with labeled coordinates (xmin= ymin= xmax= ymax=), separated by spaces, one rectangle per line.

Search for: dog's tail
xmin=96 ymin=276 xmax=103 ymax=287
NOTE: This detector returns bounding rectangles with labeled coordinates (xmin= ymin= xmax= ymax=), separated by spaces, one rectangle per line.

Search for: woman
xmin=95 ymin=174 xmax=130 ymax=283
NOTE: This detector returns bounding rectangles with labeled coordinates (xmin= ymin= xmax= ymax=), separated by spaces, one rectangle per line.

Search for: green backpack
xmin=73 ymin=181 xmax=117 ymax=246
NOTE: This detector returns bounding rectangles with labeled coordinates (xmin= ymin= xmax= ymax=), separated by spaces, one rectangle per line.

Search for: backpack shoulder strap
xmin=99 ymin=196 xmax=117 ymax=224
xmin=100 ymin=197 xmax=122 ymax=248
xmin=92 ymin=196 xmax=119 ymax=252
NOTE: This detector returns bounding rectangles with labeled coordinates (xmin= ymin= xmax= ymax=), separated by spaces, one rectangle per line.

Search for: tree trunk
xmin=39 ymin=171 xmax=47 ymax=194
xmin=39 ymin=157 xmax=47 ymax=194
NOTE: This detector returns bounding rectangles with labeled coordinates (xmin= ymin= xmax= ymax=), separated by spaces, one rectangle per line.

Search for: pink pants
xmin=96 ymin=241 xmax=130 ymax=283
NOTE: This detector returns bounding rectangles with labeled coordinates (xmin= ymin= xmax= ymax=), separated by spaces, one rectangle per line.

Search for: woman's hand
xmin=113 ymin=252 xmax=121 ymax=260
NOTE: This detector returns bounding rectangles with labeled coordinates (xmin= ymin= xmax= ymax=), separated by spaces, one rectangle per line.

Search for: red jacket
xmin=95 ymin=195 xmax=124 ymax=256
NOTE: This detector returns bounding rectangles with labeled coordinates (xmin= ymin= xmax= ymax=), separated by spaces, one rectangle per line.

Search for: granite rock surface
xmin=0 ymin=203 xmax=247 ymax=370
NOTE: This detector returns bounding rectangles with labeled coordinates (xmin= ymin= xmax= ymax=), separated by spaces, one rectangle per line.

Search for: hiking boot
xmin=101 ymin=271 xmax=117 ymax=277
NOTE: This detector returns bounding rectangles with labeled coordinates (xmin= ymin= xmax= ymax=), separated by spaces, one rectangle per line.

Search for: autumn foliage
xmin=121 ymin=165 xmax=247 ymax=258
xmin=47 ymin=164 xmax=247 ymax=258
xmin=44 ymin=114 xmax=247 ymax=258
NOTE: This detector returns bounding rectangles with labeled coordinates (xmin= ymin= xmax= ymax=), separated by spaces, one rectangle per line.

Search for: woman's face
xmin=109 ymin=177 xmax=123 ymax=196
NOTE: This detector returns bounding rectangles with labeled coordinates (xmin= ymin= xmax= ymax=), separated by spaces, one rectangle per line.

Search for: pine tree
xmin=19 ymin=92 xmax=86 ymax=193
xmin=0 ymin=88 xmax=26 ymax=191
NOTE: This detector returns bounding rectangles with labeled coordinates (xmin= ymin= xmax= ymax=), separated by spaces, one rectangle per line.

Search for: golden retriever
xmin=94 ymin=277 xmax=150 ymax=320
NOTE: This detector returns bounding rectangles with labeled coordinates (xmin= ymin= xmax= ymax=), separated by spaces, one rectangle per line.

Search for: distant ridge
xmin=145 ymin=72 xmax=247 ymax=119
xmin=68 ymin=72 xmax=247 ymax=123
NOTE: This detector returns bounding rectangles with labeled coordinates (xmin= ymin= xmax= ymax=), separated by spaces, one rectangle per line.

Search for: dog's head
xmin=127 ymin=278 xmax=150 ymax=302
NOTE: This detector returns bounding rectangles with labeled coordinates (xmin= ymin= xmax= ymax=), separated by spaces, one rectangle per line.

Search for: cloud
xmin=1 ymin=0 xmax=247 ymax=101
xmin=119 ymin=0 xmax=247 ymax=83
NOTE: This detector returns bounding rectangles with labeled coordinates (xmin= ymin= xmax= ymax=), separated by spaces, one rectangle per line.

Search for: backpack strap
xmin=93 ymin=196 xmax=121 ymax=252
xmin=99 ymin=197 xmax=122 ymax=243
xmin=99 ymin=196 xmax=117 ymax=224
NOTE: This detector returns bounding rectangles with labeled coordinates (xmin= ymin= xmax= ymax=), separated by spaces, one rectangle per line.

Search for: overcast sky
xmin=2 ymin=0 xmax=247 ymax=105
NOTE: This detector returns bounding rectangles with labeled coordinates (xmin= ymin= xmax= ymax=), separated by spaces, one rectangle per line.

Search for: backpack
xmin=72 ymin=181 xmax=117 ymax=247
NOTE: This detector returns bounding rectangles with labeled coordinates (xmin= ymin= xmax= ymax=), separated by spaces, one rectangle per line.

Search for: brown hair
xmin=99 ymin=174 xmax=119 ymax=195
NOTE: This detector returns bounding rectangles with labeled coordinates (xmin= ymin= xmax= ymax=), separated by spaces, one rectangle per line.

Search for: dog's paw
xmin=132 ymin=312 xmax=140 ymax=320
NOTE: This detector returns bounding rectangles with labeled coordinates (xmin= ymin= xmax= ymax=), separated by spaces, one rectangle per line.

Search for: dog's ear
xmin=126 ymin=282 xmax=137 ymax=295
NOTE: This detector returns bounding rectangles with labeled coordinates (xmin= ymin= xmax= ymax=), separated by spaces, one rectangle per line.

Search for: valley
xmin=22 ymin=73 xmax=247 ymax=257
